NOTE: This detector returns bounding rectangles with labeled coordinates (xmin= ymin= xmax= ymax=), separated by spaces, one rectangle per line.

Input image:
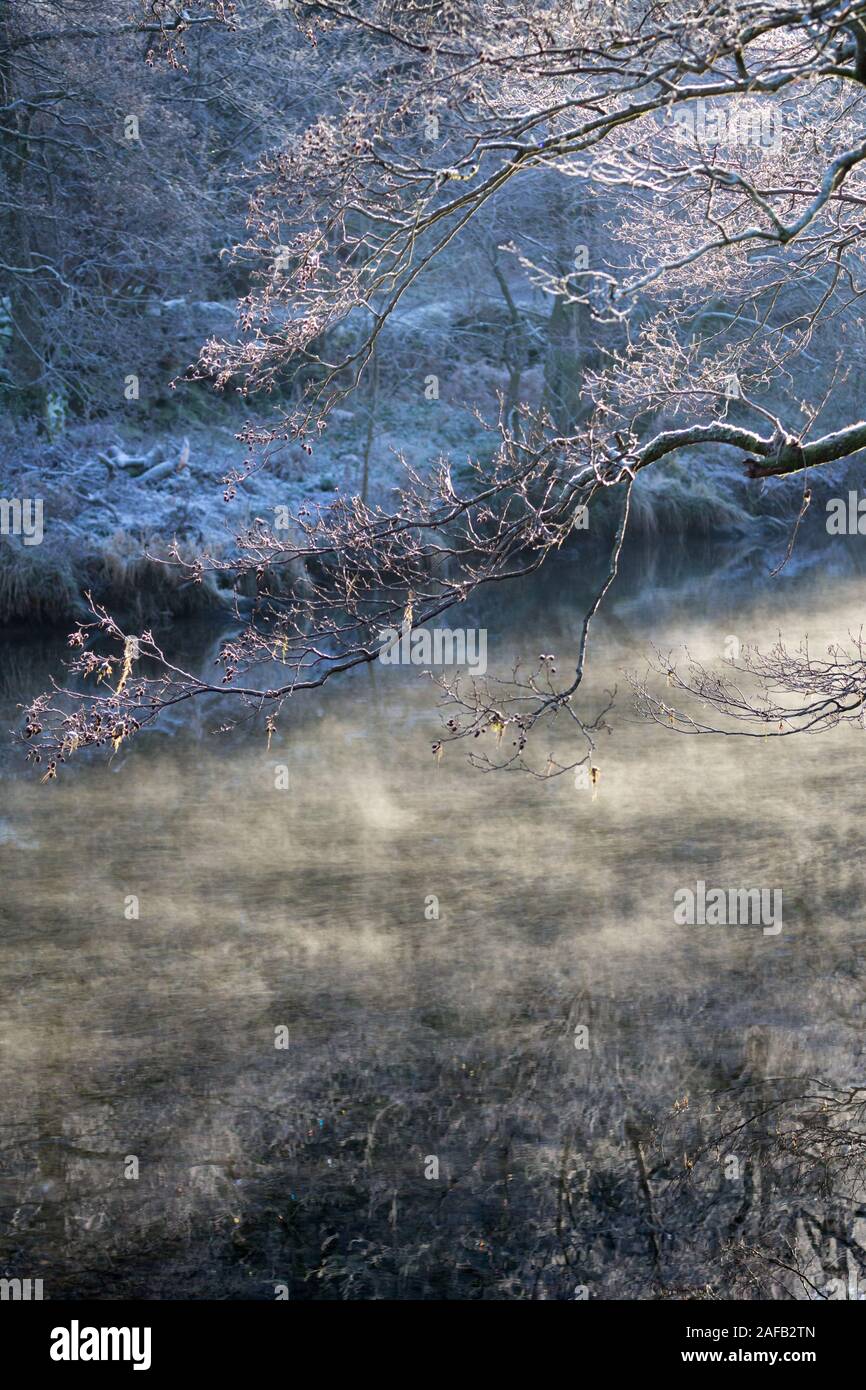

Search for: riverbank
xmin=1 ymin=409 xmax=860 ymax=630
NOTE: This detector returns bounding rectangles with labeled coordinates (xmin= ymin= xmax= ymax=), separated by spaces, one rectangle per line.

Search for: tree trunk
xmin=0 ymin=9 xmax=48 ymax=403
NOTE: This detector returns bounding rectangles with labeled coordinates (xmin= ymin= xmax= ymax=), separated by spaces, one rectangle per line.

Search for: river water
xmin=0 ymin=541 xmax=864 ymax=1299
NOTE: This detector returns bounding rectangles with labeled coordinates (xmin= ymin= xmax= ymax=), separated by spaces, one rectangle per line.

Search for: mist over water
xmin=1 ymin=543 xmax=864 ymax=1299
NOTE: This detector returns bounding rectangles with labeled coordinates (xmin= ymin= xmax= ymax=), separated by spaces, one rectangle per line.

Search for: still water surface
xmin=0 ymin=544 xmax=864 ymax=1298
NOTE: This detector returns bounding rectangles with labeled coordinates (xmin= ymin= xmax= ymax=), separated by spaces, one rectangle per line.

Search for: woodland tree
xmin=23 ymin=0 xmax=866 ymax=775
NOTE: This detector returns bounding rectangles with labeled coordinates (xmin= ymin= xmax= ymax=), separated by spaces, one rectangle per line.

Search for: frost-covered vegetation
xmin=7 ymin=2 xmax=866 ymax=639
xmin=3 ymin=3 xmax=866 ymax=1309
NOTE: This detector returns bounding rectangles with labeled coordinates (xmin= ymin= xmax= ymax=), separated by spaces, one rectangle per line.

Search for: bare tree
xmin=0 ymin=1 xmax=321 ymax=418
xmin=23 ymin=0 xmax=866 ymax=774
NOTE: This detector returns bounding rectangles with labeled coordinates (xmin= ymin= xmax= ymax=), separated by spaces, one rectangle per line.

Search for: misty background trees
xmin=2 ymin=2 xmax=865 ymax=1305
xmin=9 ymin=0 xmax=866 ymax=771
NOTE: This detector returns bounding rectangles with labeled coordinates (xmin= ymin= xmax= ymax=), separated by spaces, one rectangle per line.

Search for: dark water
xmin=0 ymin=543 xmax=864 ymax=1299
